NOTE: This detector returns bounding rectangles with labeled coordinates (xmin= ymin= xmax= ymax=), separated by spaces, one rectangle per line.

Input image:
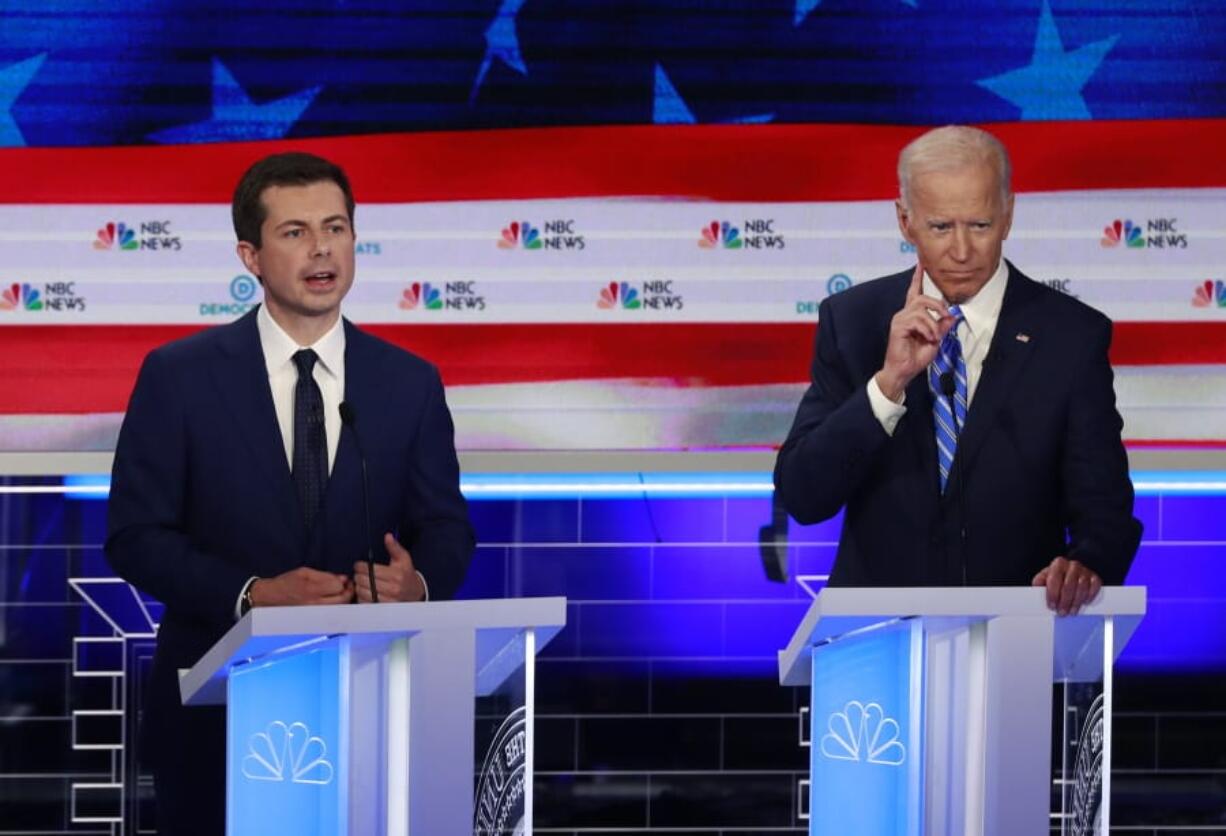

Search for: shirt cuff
xmin=416 ymin=570 xmax=429 ymax=602
xmin=234 ymin=576 xmax=258 ymax=621
xmin=867 ymin=376 xmax=907 ymax=436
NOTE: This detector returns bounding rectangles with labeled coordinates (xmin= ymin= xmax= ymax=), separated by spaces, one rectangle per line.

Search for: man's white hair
xmin=897 ymin=125 xmax=1012 ymax=209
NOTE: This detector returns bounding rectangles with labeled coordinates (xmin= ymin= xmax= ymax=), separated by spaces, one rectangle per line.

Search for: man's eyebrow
xmin=272 ymin=215 xmax=350 ymax=230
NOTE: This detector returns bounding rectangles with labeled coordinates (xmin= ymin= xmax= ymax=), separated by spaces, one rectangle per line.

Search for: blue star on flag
xmin=653 ymin=65 xmax=696 ymax=124
xmin=653 ymin=64 xmax=773 ymax=125
xmin=795 ymin=0 xmax=916 ymax=28
xmin=470 ymin=0 xmax=529 ymax=102
xmin=0 ymin=53 xmax=47 ymax=147
xmin=977 ymin=0 xmax=1118 ymax=120
xmin=148 ymin=58 xmax=321 ymax=143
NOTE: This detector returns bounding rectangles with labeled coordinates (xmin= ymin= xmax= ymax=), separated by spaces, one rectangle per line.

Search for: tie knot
xmin=293 ymin=348 xmax=318 ymax=376
xmin=944 ymin=305 xmax=965 ymax=343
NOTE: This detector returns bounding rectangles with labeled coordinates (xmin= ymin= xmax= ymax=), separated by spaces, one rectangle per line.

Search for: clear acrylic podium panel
xmin=1051 ymin=618 xmax=1117 ymax=836
xmin=474 ymin=627 xmax=535 ymax=836
xmin=804 ymin=612 xmax=1120 ymax=836
xmin=1055 ymin=681 xmax=1109 ymax=835
xmin=222 ymin=626 xmax=539 ymax=836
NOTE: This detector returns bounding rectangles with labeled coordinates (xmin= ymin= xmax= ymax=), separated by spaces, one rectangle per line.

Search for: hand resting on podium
xmin=1032 ymin=555 xmax=1103 ymax=616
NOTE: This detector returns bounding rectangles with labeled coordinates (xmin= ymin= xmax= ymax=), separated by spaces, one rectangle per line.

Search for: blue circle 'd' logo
xmin=230 ymin=274 xmax=257 ymax=302
xmin=826 ymin=273 xmax=853 ymax=295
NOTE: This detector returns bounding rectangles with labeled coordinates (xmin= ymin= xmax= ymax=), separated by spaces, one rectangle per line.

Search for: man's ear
xmin=236 ymin=241 xmax=261 ymax=283
xmin=895 ymin=198 xmax=915 ymax=245
xmin=1000 ymin=193 xmax=1016 ymax=242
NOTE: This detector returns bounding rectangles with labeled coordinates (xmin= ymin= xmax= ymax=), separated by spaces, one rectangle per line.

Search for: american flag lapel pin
xmin=1016 ymin=332 xmax=1031 ymax=343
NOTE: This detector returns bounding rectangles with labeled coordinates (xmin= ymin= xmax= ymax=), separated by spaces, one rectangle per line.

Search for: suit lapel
xmin=314 ymin=320 xmax=378 ymax=563
xmin=902 ymin=371 xmax=941 ymax=514
xmin=327 ymin=319 xmax=376 ymax=513
xmin=211 ymin=308 xmax=303 ymax=537
xmin=947 ymin=264 xmax=1039 ymax=489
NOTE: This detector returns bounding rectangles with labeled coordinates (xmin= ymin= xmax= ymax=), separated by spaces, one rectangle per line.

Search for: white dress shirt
xmin=867 ymin=259 xmax=1009 ymax=435
xmin=257 ymin=304 xmax=345 ymax=473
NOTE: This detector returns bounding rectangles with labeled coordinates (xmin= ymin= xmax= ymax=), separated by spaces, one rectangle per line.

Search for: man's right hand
xmin=249 ymin=568 xmax=354 ymax=607
xmin=874 ymin=263 xmax=956 ymax=402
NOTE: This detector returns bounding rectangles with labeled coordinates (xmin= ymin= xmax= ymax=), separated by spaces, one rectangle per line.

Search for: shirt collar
xmin=256 ymin=304 xmax=346 ymax=378
xmin=922 ymin=258 xmax=1009 ymax=338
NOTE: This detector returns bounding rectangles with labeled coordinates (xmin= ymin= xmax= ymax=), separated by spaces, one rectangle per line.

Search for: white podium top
xmin=182 ymin=596 xmax=567 ymax=706
xmin=778 ymin=586 xmax=1146 ymax=686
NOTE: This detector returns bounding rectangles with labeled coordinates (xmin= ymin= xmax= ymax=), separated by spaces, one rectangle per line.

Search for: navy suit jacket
xmin=775 ymin=263 xmax=1141 ymax=587
xmin=106 ymin=307 xmax=474 ymax=727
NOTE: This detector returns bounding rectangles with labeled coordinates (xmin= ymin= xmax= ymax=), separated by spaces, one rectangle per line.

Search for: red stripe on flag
xmin=1127 ymin=440 xmax=1226 ymax=449
xmin=1 ymin=120 xmax=1225 ymax=204
xmin=1 ymin=321 xmax=1222 ymax=414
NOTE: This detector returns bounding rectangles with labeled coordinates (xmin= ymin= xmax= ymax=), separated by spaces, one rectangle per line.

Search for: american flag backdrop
xmin=0 ymin=0 xmax=1224 ymax=450
xmin=2 ymin=7 xmax=1226 ymax=833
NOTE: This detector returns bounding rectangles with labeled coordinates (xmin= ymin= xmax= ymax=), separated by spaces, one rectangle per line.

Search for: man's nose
xmin=949 ymin=227 xmax=971 ymax=262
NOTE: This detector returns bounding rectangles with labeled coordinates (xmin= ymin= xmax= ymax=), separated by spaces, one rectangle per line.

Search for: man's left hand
xmin=354 ymin=533 xmax=426 ymax=603
xmin=1031 ymin=556 xmax=1102 ymax=616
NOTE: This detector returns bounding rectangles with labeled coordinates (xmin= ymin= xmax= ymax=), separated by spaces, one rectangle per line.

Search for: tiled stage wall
xmin=0 ymin=485 xmax=1223 ymax=833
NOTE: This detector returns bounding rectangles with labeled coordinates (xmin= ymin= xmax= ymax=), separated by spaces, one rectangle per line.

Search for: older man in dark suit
xmin=106 ymin=152 xmax=474 ymax=834
xmin=775 ymin=125 xmax=1140 ymax=614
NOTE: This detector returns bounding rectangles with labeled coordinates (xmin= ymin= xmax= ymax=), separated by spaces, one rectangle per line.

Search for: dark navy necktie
xmin=292 ymin=349 xmax=327 ymax=529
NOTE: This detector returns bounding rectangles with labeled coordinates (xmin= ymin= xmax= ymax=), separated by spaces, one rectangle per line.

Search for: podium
xmin=779 ymin=587 xmax=1145 ymax=836
xmin=180 ymin=597 xmax=566 ymax=836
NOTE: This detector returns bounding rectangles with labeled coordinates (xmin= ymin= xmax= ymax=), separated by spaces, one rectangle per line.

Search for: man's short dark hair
xmin=232 ymin=152 xmax=355 ymax=247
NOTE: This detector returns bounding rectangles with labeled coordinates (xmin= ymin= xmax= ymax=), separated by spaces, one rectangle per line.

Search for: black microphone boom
xmin=339 ymin=402 xmax=379 ymax=604
xmin=938 ymin=370 xmax=968 ymax=585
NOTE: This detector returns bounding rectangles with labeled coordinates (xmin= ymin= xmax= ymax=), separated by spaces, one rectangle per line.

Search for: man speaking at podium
xmin=106 ymin=152 xmax=474 ymax=834
xmin=775 ymin=126 xmax=1140 ymax=615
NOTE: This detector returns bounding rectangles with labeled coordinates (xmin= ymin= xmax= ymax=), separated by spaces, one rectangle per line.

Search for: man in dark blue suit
xmin=775 ymin=126 xmax=1140 ymax=615
xmin=106 ymin=152 xmax=474 ymax=834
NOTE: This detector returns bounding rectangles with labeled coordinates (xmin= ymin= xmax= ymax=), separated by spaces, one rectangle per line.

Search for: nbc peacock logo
xmin=596 ymin=281 xmax=641 ymax=310
xmin=1192 ymin=280 xmax=1226 ymax=309
xmin=93 ymin=222 xmax=139 ymax=251
xmin=400 ymin=282 xmax=443 ymax=311
xmin=399 ymin=281 xmax=443 ymax=311
xmin=0 ymin=283 xmax=43 ymax=311
xmin=497 ymin=221 xmax=542 ymax=250
xmin=819 ymin=700 xmax=906 ymax=767
xmin=698 ymin=221 xmax=742 ymax=250
xmin=1100 ymin=219 xmax=1145 ymax=249
xmin=241 ymin=721 xmax=334 ymax=786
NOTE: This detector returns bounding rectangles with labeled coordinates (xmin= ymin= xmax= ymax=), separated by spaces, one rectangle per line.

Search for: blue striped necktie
xmin=929 ymin=306 xmax=967 ymax=493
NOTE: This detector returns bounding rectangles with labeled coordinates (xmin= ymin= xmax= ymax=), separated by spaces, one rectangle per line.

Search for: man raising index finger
xmin=774 ymin=125 xmax=1141 ymax=610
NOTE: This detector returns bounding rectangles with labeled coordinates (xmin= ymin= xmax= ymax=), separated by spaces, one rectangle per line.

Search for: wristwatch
xmin=240 ymin=580 xmax=257 ymax=616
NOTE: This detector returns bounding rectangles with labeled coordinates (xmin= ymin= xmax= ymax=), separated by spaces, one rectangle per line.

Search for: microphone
xmin=938 ymin=371 xmax=969 ymax=585
xmin=339 ymin=402 xmax=378 ymax=603
xmin=938 ymin=371 xmax=956 ymax=412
